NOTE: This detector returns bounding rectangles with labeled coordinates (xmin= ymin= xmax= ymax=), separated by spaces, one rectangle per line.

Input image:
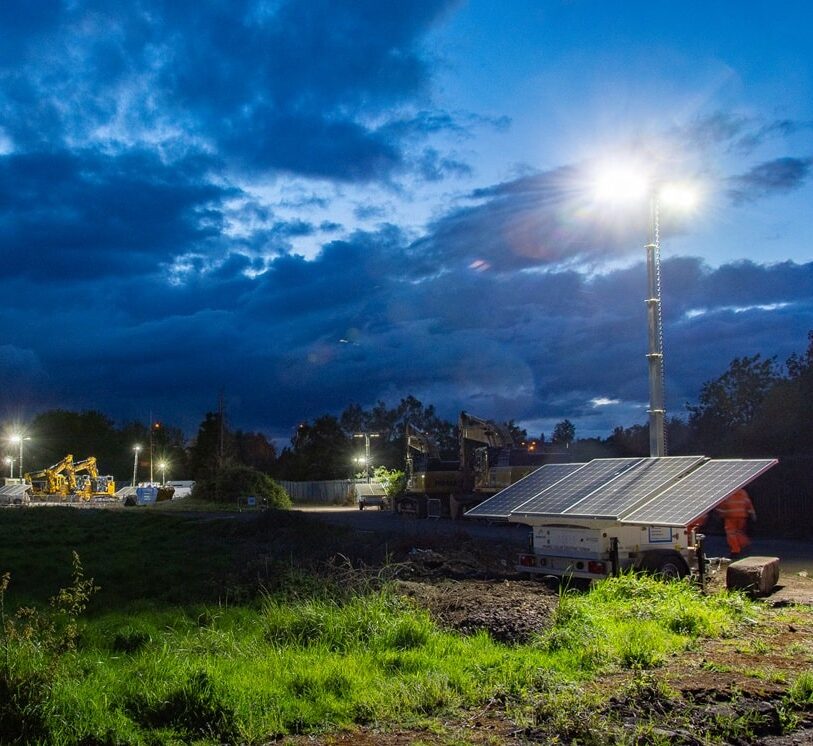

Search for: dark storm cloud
xmin=727 ymin=157 xmax=813 ymax=204
xmin=3 ymin=199 xmax=812 ymax=435
xmin=0 ymin=0 xmax=464 ymax=182
xmin=0 ymin=148 xmax=233 ymax=278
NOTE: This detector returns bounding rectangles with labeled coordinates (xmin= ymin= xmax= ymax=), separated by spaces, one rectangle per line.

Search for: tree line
xmin=6 ymin=331 xmax=811 ymax=484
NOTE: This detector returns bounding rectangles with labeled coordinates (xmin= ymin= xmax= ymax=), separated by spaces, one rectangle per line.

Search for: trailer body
xmin=516 ymin=519 xmax=698 ymax=580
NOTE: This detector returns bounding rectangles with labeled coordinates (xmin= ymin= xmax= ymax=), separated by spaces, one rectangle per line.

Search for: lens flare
xmin=592 ymin=161 xmax=650 ymax=204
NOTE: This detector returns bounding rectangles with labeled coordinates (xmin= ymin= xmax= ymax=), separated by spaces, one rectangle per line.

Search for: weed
xmin=127 ymin=670 xmax=240 ymax=742
xmin=787 ymin=670 xmax=813 ymax=706
xmin=0 ymin=554 xmax=98 ymax=744
xmin=111 ymin=626 xmax=152 ymax=654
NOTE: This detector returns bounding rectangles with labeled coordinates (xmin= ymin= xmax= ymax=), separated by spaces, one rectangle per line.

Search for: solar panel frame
xmin=511 ymin=457 xmax=644 ymax=516
xmin=620 ymin=459 xmax=777 ymax=526
xmin=464 ymin=462 xmax=584 ymax=518
xmin=563 ymin=456 xmax=706 ymax=519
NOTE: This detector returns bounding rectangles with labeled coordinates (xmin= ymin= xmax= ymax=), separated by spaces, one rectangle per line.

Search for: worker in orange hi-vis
xmin=716 ymin=488 xmax=757 ymax=557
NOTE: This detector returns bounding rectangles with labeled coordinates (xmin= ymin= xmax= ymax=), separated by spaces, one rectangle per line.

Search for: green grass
xmin=0 ymin=507 xmax=237 ymax=609
xmin=0 ymin=509 xmax=773 ymax=744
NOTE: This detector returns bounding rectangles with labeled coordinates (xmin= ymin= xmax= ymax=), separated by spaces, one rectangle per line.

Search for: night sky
xmin=3 ymin=0 xmax=812 ymax=443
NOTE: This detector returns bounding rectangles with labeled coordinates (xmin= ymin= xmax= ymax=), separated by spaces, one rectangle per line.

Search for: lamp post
xmin=594 ymin=164 xmax=698 ymax=457
xmin=9 ymin=434 xmax=29 ymax=477
xmin=353 ymin=432 xmax=380 ymax=482
xmin=645 ymin=194 xmax=666 ymax=457
xmin=132 ymin=445 xmax=141 ymax=487
xmin=157 ymin=460 xmax=167 ymax=486
xmin=4 ymin=456 xmax=14 ymax=479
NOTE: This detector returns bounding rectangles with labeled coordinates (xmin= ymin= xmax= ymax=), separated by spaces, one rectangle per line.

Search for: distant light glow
xmin=732 ymin=302 xmax=789 ymax=314
xmin=592 ymin=161 xmax=650 ymax=204
xmin=591 ymin=397 xmax=620 ymax=407
xmin=684 ymin=302 xmax=790 ymax=321
xmin=685 ymin=308 xmax=707 ymax=319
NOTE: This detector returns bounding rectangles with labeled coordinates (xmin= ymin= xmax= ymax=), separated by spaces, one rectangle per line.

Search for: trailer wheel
xmin=639 ymin=551 xmax=689 ymax=580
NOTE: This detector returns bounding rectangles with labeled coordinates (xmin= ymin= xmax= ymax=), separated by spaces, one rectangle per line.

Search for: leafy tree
xmin=275 ymin=415 xmax=350 ymax=480
xmin=503 ymin=420 xmax=528 ymax=444
xmin=552 ymin=419 xmax=576 ymax=445
xmin=744 ymin=332 xmax=813 ymax=456
xmin=233 ymin=431 xmax=277 ymax=473
xmin=25 ymin=410 xmax=119 ymax=473
xmin=786 ymin=330 xmax=813 ymax=379
xmin=688 ymin=354 xmax=782 ymax=453
xmin=606 ymin=424 xmax=648 ymax=456
xmin=188 ymin=412 xmax=233 ymax=480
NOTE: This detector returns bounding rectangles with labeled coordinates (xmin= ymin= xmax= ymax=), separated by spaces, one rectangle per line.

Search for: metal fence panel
xmin=278 ymin=479 xmax=356 ymax=505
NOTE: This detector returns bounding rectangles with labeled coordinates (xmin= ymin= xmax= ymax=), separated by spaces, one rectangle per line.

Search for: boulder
xmin=726 ymin=556 xmax=780 ymax=595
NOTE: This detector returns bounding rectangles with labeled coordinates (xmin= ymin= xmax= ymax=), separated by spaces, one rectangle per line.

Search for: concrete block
xmin=726 ymin=556 xmax=780 ymax=595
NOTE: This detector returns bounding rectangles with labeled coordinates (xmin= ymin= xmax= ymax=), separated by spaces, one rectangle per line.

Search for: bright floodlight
xmin=593 ymin=161 xmax=650 ymax=203
xmin=659 ymin=182 xmax=699 ymax=211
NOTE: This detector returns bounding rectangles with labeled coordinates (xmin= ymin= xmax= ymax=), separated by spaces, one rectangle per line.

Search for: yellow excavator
xmin=25 ymin=454 xmax=116 ymax=500
xmin=73 ymin=456 xmax=116 ymax=499
xmin=25 ymin=454 xmax=77 ymax=498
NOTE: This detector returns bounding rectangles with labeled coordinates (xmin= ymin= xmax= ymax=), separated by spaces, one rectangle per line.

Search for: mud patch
xmin=394 ymin=578 xmax=557 ymax=644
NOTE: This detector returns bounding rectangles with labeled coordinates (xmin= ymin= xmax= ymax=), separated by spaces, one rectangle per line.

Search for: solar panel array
xmin=464 ymin=455 xmax=777 ymax=527
xmin=465 ymin=462 xmax=583 ymax=518
xmin=564 ymin=456 xmax=705 ymax=518
xmin=0 ymin=484 xmax=29 ymax=501
xmin=621 ymin=459 xmax=776 ymax=526
xmin=513 ymin=458 xmax=643 ymax=516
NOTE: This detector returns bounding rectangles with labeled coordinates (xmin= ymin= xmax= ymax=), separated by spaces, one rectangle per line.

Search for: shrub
xmin=192 ymin=465 xmax=291 ymax=508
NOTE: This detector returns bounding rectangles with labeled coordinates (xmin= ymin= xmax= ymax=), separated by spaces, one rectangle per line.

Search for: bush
xmin=373 ymin=466 xmax=406 ymax=496
xmin=192 ymin=465 xmax=291 ymax=508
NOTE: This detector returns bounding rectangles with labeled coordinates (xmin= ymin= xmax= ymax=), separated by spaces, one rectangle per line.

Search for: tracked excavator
xmin=25 ymin=454 xmax=77 ymax=498
xmin=25 ymin=454 xmax=115 ymax=500
xmin=397 ymin=412 xmax=567 ymax=519
xmin=73 ymin=457 xmax=116 ymax=498
xmin=394 ymin=423 xmax=460 ymax=517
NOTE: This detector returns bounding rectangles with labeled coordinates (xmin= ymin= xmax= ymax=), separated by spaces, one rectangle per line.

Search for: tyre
xmin=639 ymin=551 xmax=689 ymax=579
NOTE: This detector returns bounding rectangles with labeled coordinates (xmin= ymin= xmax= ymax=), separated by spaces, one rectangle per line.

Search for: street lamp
xmin=593 ymin=162 xmax=699 ymax=456
xmin=4 ymin=456 xmax=14 ymax=479
xmin=353 ymin=432 xmax=380 ymax=483
xmin=157 ymin=460 xmax=167 ymax=485
xmin=8 ymin=434 xmax=30 ymax=477
xmin=132 ymin=445 xmax=142 ymax=487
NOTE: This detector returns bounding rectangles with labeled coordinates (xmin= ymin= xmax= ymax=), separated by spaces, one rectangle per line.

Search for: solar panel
xmin=512 ymin=457 xmax=643 ymax=516
xmin=564 ymin=456 xmax=705 ymax=518
xmin=621 ymin=459 xmax=777 ymax=526
xmin=464 ymin=462 xmax=583 ymax=518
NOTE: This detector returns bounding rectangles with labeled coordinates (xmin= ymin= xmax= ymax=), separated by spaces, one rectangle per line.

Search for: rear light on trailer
xmin=588 ymin=561 xmax=607 ymax=575
xmin=519 ymin=554 xmax=537 ymax=567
